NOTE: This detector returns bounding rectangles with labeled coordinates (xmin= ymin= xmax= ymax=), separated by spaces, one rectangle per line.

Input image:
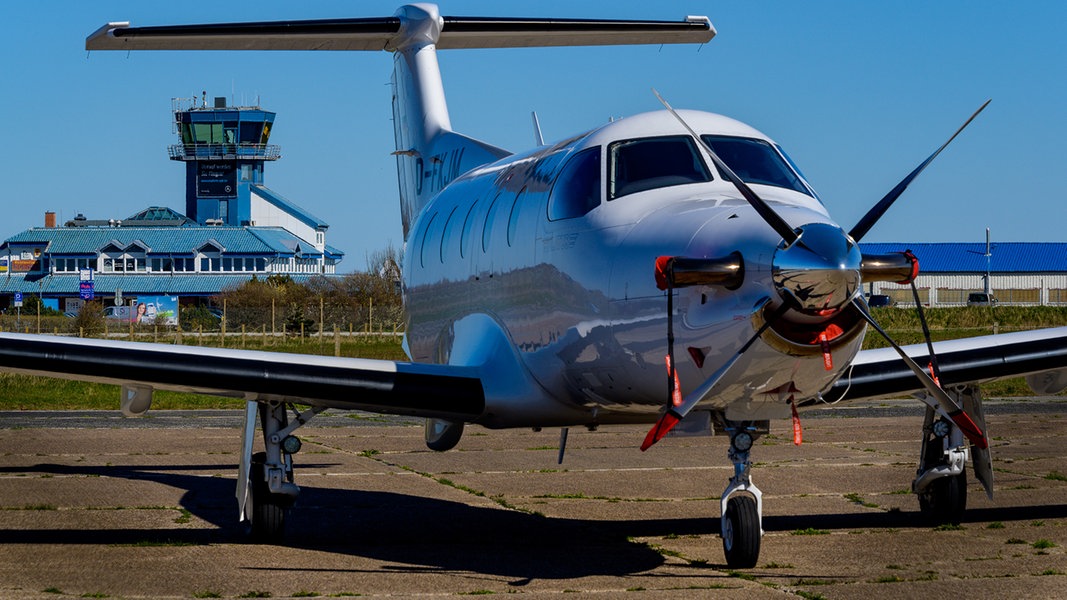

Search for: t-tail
xmin=86 ymin=2 xmax=715 ymax=238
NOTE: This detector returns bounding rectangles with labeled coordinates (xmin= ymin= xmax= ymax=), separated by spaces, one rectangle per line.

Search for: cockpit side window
xmin=608 ymin=135 xmax=711 ymax=200
xmin=547 ymin=147 xmax=601 ymax=221
xmin=700 ymin=135 xmax=813 ymax=197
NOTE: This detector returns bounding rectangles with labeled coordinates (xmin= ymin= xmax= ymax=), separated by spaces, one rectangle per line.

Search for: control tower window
xmin=547 ymin=147 xmax=601 ymax=221
xmin=240 ymin=122 xmax=265 ymax=145
xmin=608 ymin=135 xmax=711 ymax=200
xmin=192 ymin=123 xmax=225 ymax=144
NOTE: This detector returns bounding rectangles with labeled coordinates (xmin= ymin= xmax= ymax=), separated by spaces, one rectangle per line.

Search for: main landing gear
xmin=913 ymin=384 xmax=992 ymax=524
xmin=238 ymin=401 xmax=324 ymax=541
xmin=719 ymin=419 xmax=767 ymax=569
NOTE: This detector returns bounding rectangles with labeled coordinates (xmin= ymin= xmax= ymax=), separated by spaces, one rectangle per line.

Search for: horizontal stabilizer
xmin=87 ymin=14 xmax=714 ymax=51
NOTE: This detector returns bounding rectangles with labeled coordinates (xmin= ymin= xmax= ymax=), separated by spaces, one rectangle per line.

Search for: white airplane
xmin=1 ymin=4 xmax=1066 ymax=569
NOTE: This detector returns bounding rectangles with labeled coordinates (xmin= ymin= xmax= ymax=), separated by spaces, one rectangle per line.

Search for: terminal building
xmin=0 ymin=95 xmax=344 ymax=314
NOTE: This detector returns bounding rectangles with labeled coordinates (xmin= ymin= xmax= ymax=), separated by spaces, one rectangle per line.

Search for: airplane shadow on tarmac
xmin=3 ymin=462 xmax=1067 ymax=583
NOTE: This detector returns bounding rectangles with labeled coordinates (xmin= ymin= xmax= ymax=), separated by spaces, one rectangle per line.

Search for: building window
xmin=101 ymin=252 xmax=146 ymax=273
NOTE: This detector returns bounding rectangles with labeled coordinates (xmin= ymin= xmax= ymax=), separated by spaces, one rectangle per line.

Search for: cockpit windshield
xmin=701 ymin=135 xmax=813 ymax=197
xmin=608 ymin=135 xmax=712 ymax=200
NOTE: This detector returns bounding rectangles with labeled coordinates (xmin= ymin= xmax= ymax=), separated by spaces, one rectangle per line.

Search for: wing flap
xmin=0 ymin=333 xmax=484 ymax=420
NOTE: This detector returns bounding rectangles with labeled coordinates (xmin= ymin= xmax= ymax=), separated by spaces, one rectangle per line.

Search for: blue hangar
xmin=0 ymin=95 xmax=344 ymax=313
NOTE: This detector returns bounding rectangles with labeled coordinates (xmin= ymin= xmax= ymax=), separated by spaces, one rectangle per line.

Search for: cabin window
xmin=701 ymin=135 xmax=813 ymax=196
xmin=547 ymin=147 xmax=601 ymax=220
xmin=419 ymin=212 xmax=437 ymax=268
xmin=459 ymin=201 xmax=479 ymax=259
xmin=440 ymin=206 xmax=460 ymax=263
xmin=507 ymin=187 xmax=527 ymax=247
xmin=482 ymin=192 xmax=504 ymax=252
xmin=608 ymin=135 xmax=710 ymax=200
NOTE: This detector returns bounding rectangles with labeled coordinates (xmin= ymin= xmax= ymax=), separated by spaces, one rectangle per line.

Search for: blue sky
xmin=2 ymin=1 xmax=1065 ymax=271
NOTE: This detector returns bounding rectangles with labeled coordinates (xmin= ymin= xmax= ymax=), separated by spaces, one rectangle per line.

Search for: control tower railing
xmin=168 ymin=143 xmax=281 ymax=161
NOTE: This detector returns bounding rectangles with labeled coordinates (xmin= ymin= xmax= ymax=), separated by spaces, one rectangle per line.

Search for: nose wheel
xmin=722 ymin=494 xmax=761 ymax=568
xmin=719 ymin=423 xmax=765 ymax=569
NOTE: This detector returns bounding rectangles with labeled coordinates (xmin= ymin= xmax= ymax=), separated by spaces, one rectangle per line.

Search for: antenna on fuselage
xmin=531 ymin=111 xmax=545 ymax=146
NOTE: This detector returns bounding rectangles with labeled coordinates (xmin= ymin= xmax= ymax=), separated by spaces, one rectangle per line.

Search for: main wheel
xmin=722 ymin=494 xmax=761 ymax=569
xmin=919 ymin=469 xmax=967 ymax=525
xmin=249 ymin=452 xmax=286 ymax=542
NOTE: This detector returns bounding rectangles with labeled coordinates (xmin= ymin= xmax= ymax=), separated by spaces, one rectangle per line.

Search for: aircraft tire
xmin=249 ymin=452 xmax=286 ymax=542
xmin=919 ymin=470 xmax=967 ymax=525
xmin=722 ymin=495 xmax=760 ymax=569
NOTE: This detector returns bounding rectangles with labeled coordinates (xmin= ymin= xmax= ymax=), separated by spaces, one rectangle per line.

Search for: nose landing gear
xmin=719 ymin=421 xmax=767 ymax=569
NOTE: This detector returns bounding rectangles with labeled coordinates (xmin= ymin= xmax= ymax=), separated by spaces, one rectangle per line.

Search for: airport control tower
xmin=169 ymin=93 xmax=280 ymax=226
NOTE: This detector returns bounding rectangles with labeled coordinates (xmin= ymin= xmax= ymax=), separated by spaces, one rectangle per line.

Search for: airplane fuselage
xmin=403 ymin=110 xmax=867 ymax=427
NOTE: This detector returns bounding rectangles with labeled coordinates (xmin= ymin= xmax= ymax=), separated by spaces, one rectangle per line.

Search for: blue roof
xmin=2 ymin=226 xmax=313 ymax=257
xmin=324 ymin=244 xmax=345 ymax=260
xmin=248 ymin=228 xmax=322 ymax=258
xmin=251 ymin=185 xmax=328 ymax=230
xmin=859 ymin=242 xmax=1067 ymax=273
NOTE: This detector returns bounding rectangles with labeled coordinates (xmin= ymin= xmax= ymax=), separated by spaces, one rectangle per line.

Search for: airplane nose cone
xmin=772 ymin=223 xmax=862 ymax=313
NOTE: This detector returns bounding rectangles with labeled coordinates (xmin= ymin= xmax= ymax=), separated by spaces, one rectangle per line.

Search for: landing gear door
xmin=961 ymin=385 xmax=993 ymax=499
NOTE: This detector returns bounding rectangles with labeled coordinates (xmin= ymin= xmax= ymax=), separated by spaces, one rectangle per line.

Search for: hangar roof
xmin=859 ymin=243 xmax=1067 ymax=274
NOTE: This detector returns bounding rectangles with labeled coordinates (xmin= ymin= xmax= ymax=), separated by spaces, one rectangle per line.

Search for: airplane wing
xmin=817 ymin=326 xmax=1067 ymax=404
xmin=85 ymin=14 xmax=714 ymax=52
xmin=0 ymin=332 xmax=484 ymax=421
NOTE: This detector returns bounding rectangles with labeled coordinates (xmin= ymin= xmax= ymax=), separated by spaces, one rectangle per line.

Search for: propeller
xmin=851 ymin=298 xmax=986 ymax=449
xmin=848 ymin=100 xmax=991 ymax=242
xmin=640 ymin=93 xmax=990 ymax=450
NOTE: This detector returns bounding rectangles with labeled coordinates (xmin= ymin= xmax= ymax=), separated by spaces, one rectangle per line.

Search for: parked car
xmin=102 ymin=305 xmax=134 ymax=321
xmin=967 ymin=292 xmax=997 ymax=306
xmin=867 ymin=294 xmax=893 ymax=308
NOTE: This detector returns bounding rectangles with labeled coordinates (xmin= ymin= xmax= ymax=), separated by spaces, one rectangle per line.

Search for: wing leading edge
xmin=0 ymin=333 xmax=484 ymax=420
xmin=818 ymin=326 xmax=1067 ymax=404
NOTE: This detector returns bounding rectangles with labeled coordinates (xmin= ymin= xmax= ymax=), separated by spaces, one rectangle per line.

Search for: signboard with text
xmin=197 ymin=161 xmax=237 ymax=197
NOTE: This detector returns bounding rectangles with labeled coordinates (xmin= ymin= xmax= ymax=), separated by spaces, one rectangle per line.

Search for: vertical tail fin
xmin=86 ymin=4 xmax=715 ymax=239
xmin=388 ymin=5 xmax=511 ymax=235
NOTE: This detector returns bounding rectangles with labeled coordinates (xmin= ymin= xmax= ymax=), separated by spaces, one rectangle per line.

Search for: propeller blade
xmin=642 ymin=299 xmax=775 ymax=451
xmin=653 ymin=89 xmax=798 ymax=245
xmin=848 ymin=100 xmax=991 ymax=242
xmin=851 ymin=298 xmax=987 ymax=448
